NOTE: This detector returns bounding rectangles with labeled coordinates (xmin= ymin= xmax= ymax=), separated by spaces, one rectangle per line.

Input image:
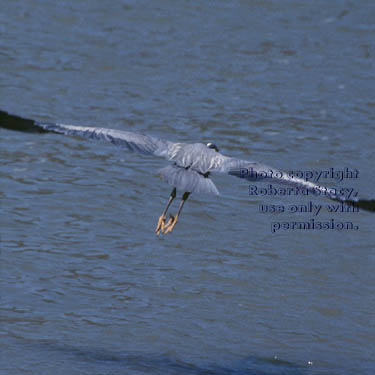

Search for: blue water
xmin=1 ymin=1 xmax=374 ymax=374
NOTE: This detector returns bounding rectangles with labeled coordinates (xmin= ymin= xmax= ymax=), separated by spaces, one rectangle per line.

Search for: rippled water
xmin=1 ymin=1 xmax=375 ymax=374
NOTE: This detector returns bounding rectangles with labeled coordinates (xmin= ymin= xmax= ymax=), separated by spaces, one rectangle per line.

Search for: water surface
xmin=1 ymin=1 xmax=375 ymax=374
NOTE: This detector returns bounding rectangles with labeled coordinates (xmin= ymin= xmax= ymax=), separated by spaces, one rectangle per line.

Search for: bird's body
xmin=1 ymin=110 xmax=374 ymax=234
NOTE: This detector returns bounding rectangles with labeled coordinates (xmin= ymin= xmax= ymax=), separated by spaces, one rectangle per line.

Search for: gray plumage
xmin=34 ymin=120 xmax=225 ymax=194
xmin=1 ymin=110 xmax=374 ymax=212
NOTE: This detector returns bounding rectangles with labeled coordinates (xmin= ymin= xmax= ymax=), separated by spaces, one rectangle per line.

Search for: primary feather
xmin=1 ymin=109 xmax=374 ymax=211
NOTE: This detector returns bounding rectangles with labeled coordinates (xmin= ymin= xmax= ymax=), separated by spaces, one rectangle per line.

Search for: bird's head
xmin=206 ymin=142 xmax=219 ymax=152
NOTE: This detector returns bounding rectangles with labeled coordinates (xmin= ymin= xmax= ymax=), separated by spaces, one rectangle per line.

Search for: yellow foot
xmin=155 ymin=215 xmax=166 ymax=235
xmin=163 ymin=214 xmax=178 ymax=234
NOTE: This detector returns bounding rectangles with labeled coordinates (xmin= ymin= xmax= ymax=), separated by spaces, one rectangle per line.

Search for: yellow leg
xmin=155 ymin=215 xmax=166 ymax=235
xmin=155 ymin=188 xmax=176 ymax=235
xmin=163 ymin=192 xmax=190 ymax=234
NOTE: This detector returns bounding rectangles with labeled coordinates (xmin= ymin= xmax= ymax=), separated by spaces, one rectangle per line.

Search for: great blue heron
xmin=1 ymin=110 xmax=374 ymax=235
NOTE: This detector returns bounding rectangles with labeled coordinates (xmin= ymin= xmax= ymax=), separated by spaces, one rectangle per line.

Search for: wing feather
xmin=210 ymin=157 xmax=375 ymax=212
xmin=0 ymin=110 xmax=172 ymax=158
xmin=2 ymin=110 xmax=374 ymax=210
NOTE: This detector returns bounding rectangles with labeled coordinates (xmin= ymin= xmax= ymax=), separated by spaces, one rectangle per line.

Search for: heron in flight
xmin=1 ymin=110 xmax=374 ymax=235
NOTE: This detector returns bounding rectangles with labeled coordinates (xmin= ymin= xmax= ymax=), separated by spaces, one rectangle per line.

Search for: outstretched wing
xmin=0 ymin=110 xmax=227 ymax=171
xmin=0 ymin=110 xmax=172 ymax=158
xmin=210 ymin=156 xmax=375 ymax=213
xmin=2 ymin=110 xmax=374 ymax=210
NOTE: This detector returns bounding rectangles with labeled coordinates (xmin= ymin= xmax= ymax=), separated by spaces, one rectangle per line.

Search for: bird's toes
xmin=155 ymin=215 xmax=166 ymax=235
xmin=163 ymin=215 xmax=177 ymax=234
xmin=165 ymin=215 xmax=174 ymax=226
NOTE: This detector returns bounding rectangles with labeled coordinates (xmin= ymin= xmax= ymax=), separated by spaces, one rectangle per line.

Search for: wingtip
xmin=0 ymin=110 xmax=48 ymax=133
xmin=347 ymin=199 xmax=375 ymax=213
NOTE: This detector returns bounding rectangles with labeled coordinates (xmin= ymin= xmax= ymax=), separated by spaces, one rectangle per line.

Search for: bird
xmin=1 ymin=109 xmax=374 ymax=235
